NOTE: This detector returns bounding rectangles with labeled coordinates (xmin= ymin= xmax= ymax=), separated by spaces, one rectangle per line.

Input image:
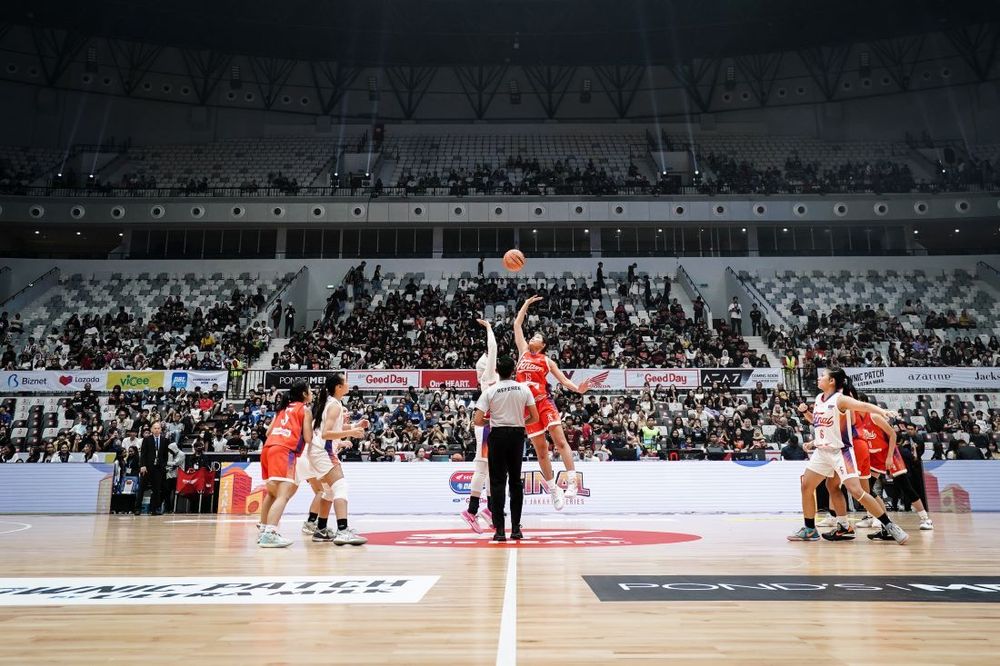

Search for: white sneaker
xmin=919 ymin=519 xmax=934 ymax=531
xmin=301 ymin=520 xmax=318 ymax=535
xmin=816 ymin=515 xmax=836 ymax=528
xmin=549 ymin=483 xmax=566 ymax=511
xmin=564 ymin=473 xmax=579 ymax=498
xmin=333 ymin=527 xmax=368 ymax=546
xmin=855 ymin=516 xmax=877 ymax=528
xmin=258 ymin=531 xmax=293 ymax=548
xmin=884 ymin=522 xmax=909 ymax=545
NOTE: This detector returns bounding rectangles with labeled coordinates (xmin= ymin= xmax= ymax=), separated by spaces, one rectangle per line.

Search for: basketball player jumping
xmin=461 ymin=318 xmax=498 ymax=533
xmin=514 ymin=296 xmax=590 ymax=510
xmin=788 ymin=367 xmax=909 ymax=544
xmin=298 ymin=373 xmax=369 ymax=545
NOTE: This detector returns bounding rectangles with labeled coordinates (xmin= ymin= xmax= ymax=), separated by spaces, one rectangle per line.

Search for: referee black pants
xmin=487 ymin=426 xmax=525 ymax=534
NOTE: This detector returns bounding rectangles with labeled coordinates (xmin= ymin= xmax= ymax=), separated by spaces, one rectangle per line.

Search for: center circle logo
xmin=362 ymin=529 xmax=701 ymax=549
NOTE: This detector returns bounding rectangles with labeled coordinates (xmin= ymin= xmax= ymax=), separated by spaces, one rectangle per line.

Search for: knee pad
xmin=330 ymin=478 xmax=348 ymax=501
xmin=470 ymin=458 xmax=489 ymax=495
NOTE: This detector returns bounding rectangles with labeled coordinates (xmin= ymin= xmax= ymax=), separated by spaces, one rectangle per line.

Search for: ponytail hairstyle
xmin=312 ymin=373 xmax=346 ymax=424
xmin=275 ymin=380 xmax=309 ymax=413
xmin=826 ymin=366 xmax=851 ymax=394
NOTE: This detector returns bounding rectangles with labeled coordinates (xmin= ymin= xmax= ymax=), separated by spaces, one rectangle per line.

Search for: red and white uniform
xmin=297 ymin=397 xmax=343 ymax=481
xmin=861 ymin=413 xmax=907 ymax=477
xmin=516 ymin=351 xmax=561 ymax=437
xmin=851 ymin=413 xmax=875 ymax=480
xmin=262 ymin=402 xmax=308 ymax=483
xmin=805 ymin=390 xmax=859 ymax=482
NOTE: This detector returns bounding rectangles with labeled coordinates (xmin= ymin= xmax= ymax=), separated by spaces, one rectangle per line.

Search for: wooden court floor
xmin=1 ymin=512 xmax=998 ymax=665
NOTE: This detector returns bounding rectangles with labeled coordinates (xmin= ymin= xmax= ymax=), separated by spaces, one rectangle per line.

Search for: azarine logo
xmin=907 ymin=372 xmax=953 ymax=382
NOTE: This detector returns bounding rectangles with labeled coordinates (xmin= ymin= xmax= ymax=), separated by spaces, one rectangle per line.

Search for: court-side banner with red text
xmin=263 ymin=368 xmax=779 ymax=391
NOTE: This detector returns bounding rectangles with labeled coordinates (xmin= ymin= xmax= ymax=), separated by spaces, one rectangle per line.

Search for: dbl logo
xmin=523 ymin=470 xmax=592 ymax=497
xmin=449 ymin=470 xmax=591 ymax=498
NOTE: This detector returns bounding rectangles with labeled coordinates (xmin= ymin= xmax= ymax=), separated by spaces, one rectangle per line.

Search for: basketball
xmin=503 ymin=249 xmax=526 ymax=272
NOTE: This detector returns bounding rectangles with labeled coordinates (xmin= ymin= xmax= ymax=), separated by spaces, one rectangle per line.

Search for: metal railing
xmin=676 ymin=264 xmax=712 ymax=329
xmin=725 ymin=266 xmax=792 ymax=331
xmin=0 ymin=267 xmax=60 ymax=310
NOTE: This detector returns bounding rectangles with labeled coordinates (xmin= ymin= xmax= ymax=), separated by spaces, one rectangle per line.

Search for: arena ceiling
xmin=5 ymin=0 xmax=998 ymax=65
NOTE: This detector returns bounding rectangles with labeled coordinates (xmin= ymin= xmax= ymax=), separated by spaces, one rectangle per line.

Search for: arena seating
xmin=746 ymin=269 xmax=1000 ymax=337
xmin=385 ymin=133 xmax=647 ymax=191
xmin=2 ymin=271 xmax=294 ymax=370
xmin=690 ymin=134 xmax=917 ymax=175
xmin=739 ymin=268 xmax=1000 ymax=368
xmin=102 ymin=137 xmax=348 ymax=190
xmin=0 ymin=144 xmax=65 ymax=189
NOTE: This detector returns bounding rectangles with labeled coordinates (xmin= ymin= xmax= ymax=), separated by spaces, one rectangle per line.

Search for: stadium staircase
xmin=253 ymin=337 xmax=288 ymax=369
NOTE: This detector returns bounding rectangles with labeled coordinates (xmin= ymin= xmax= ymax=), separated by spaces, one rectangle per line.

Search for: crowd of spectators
xmin=274 ymin=266 xmax=770 ymax=371
xmin=0 ymin=287 xmax=273 ymax=371
xmin=765 ymin=300 xmax=999 ymax=371
xmin=697 ymin=151 xmax=919 ymax=196
xmin=395 ymin=157 xmax=652 ymax=196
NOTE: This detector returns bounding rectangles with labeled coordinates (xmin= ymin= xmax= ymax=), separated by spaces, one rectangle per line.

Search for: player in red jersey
xmin=514 ymin=296 xmax=591 ymax=510
xmin=858 ymin=393 xmax=934 ymax=535
xmin=258 ymin=380 xmax=313 ymax=548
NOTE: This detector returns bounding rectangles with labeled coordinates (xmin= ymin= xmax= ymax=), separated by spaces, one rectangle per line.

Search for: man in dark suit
xmin=140 ymin=421 xmax=168 ymax=515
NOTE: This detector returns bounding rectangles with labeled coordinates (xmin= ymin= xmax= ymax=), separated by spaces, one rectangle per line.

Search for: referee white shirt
xmin=476 ymin=379 xmax=536 ymax=427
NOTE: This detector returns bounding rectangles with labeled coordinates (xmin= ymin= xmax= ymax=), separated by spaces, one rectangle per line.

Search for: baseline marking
xmin=496 ymin=549 xmax=518 ymax=666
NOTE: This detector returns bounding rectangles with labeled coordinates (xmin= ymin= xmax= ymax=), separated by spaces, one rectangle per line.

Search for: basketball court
xmin=2 ymin=512 xmax=998 ymax=665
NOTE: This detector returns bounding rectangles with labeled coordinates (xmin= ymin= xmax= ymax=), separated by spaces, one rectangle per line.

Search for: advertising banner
xmin=211 ymin=460 xmax=1000 ymax=516
xmin=1 ymin=370 xmax=227 ymax=394
xmin=0 ymin=371 xmax=106 ymax=393
xmin=106 ymin=371 xmax=164 ymax=391
xmin=420 ymin=370 xmax=479 ymax=390
xmin=0 ymin=463 xmax=114 ymax=513
xmin=345 ymin=370 xmax=421 ymax=390
xmin=167 ymin=370 xmax=228 ymax=392
xmin=1 ymin=460 xmax=995 ymax=514
xmin=263 ymin=370 xmax=332 ymax=390
xmin=833 ymin=367 xmax=1000 ymax=390
xmin=624 ymin=368 xmax=699 ymax=389
xmin=699 ymin=368 xmax=782 ymax=389
xmin=562 ymin=369 xmax=625 ymax=390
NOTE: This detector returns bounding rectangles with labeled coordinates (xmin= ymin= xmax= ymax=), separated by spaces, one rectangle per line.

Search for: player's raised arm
xmin=546 ymin=356 xmax=589 ymax=394
xmin=513 ymin=296 xmax=542 ymax=357
xmin=476 ymin=318 xmax=499 ymax=386
xmin=835 ymin=394 xmax=897 ymax=422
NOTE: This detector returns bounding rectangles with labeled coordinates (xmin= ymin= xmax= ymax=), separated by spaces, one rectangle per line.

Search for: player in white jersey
xmin=461 ymin=318 xmax=498 ymax=533
xmin=297 ymin=373 xmax=369 ymax=545
xmin=788 ymin=366 xmax=909 ymax=544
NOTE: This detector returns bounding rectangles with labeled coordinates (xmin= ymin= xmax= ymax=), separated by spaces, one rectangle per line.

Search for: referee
xmin=474 ymin=355 xmax=539 ymax=542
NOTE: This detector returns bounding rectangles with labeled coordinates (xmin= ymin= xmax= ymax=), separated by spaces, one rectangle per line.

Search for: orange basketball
xmin=503 ymin=249 xmax=526 ymax=272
